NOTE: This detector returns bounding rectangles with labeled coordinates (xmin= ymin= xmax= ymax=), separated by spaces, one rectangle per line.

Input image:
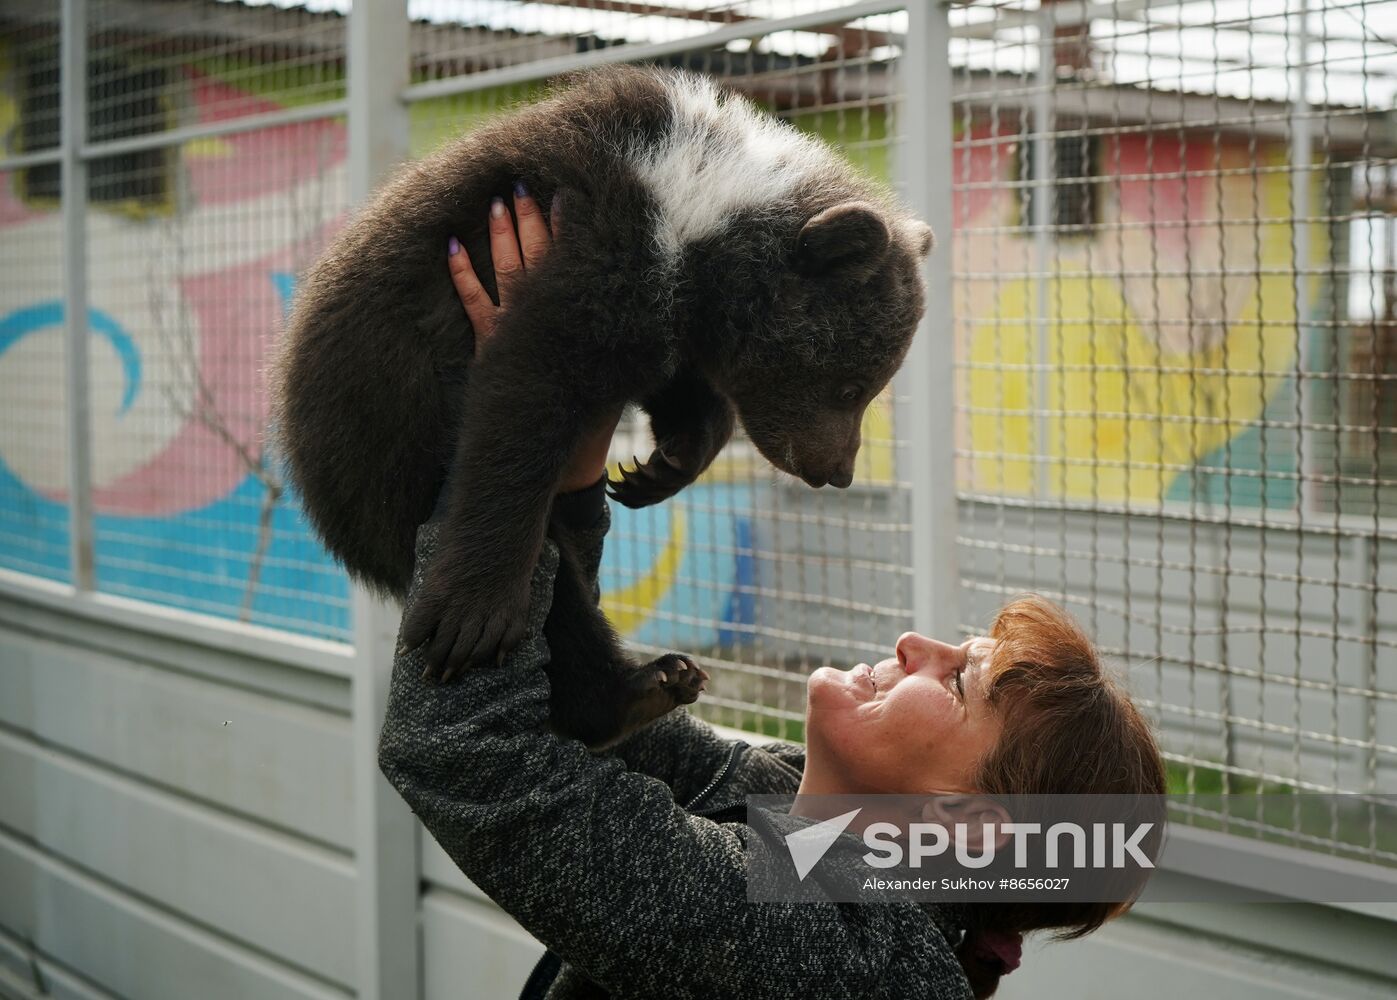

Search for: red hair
xmin=953 ymin=596 xmax=1167 ymax=998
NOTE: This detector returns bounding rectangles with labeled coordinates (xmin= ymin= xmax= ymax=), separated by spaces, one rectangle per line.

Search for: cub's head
xmin=721 ymin=200 xmax=933 ymax=488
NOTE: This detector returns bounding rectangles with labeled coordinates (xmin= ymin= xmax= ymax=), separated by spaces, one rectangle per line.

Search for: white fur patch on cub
xmin=630 ymin=72 xmax=831 ymax=260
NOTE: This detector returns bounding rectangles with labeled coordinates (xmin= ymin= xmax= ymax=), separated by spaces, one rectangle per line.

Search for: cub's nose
xmin=828 ymin=466 xmax=854 ymax=489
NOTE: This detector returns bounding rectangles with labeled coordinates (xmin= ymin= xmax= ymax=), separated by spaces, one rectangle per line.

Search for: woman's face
xmin=804 ymin=632 xmax=1004 ymax=795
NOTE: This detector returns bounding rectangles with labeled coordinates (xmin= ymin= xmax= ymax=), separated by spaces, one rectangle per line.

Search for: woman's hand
xmin=448 ymin=185 xmax=621 ymax=493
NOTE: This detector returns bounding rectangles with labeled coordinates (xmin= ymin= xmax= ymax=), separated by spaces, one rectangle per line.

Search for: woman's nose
xmin=895 ymin=632 xmax=964 ymax=676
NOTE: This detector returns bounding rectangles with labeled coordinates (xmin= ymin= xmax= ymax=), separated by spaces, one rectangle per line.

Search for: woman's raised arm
xmin=378 ymin=515 xmax=966 ymax=999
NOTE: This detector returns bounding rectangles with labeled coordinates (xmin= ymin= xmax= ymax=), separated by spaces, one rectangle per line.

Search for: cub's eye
xmin=836 ymin=385 xmax=863 ymax=406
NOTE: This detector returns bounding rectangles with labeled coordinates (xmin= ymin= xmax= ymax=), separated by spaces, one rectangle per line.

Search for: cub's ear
xmin=793 ymin=202 xmax=890 ymax=281
xmin=907 ymin=221 xmax=935 ymax=257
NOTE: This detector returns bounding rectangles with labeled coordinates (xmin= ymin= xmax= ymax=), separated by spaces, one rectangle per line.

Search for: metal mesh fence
xmin=5 ymin=0 xmax=1394 ymax=862
xmin=0 ymin=11 xmax=68 ymax=583
xmin=0 ymin=1 xmax=352 ymax=637
xmin=81 ymin=117 xmax=350 ymax=635
xmin=952 ymin=0 xmax=1397 ymax=861
xmin=0 ymin=166 xmax=68 ymax=583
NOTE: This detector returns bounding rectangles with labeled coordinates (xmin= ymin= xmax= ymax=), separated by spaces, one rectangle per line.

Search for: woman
xmin=378 ymin=186 xmax=1167 ymax=999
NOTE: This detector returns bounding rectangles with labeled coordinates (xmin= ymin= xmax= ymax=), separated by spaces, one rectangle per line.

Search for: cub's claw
xmin=607 ymin=448 xmax=697 ymax=509
xmin=399 ymin=564 xmax=531 ymax=682
xmin=618 ymin=652 xmax=710 ymax=735
xmin=654 ymin=652 xmax=709 ymax=705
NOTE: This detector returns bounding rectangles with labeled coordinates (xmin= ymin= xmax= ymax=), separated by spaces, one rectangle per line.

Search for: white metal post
xmin=1291 ymin=0 xmax=1316 ymax=514
xmin=347 ymin=2 xmax=418 ymax=998
xmin=898 ymin=1 xmax=960 ymax=639
xmin=1032 ymin=2 xmax=1055 ymax=501
xmin=61 ymin=0 xmax=93 ymax=589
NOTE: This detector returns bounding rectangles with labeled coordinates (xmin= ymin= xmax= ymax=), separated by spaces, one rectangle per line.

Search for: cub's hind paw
xmin=608 ymin=653 xmax=710 ymax=743
xmin=650 ymin=652 xmax=709 ymax=706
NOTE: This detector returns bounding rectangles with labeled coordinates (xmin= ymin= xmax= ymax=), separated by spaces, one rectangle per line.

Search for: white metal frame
xmin=60 ymin=0 xmax=92 ymax=591
xmin=898 ymin=0 xmax=961 ymax=639
xmin=347 ymin=3 xmax=419 ymax=999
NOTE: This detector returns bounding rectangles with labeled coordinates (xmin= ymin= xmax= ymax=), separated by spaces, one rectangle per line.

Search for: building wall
xmin=954 ymin=124 xmax=1330 ymax=510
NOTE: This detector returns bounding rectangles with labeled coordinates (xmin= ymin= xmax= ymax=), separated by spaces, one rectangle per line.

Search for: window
xmin=19 ymin=50 xmax=173 ymax=213
xmin=1016 ymin=128 xmax=1099 ymax=235
xmin=1337 ymin=165 xmax=1397 ymax=503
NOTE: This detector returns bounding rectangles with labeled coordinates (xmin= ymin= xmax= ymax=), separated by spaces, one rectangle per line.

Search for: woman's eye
xmin=954 ymin=668 xmax=965 ymax=701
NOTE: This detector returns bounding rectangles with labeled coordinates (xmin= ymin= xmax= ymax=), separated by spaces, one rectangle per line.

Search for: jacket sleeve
xmin=377 ymin=502 xmax=957 ymax=999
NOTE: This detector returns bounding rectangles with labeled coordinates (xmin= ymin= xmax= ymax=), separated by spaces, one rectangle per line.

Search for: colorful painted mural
xmin=0 ymin=49 xmax=760 ymax=646
xmin=956 ymin=128 xmax=1327 ymax=508
xmin=1 ymin=37 xmax=1321 ymax=644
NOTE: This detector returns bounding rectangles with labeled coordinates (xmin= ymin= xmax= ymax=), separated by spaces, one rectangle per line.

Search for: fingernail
xmin=447 ymin=236 xmax=461 ymax=256
xmin=490 ymin=197 xmax=506 ymax=219
xmin=513 ymin=179 xmax=529 ymax=199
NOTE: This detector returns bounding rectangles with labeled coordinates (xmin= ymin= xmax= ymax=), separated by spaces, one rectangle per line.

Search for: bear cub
xmin=272 ymin=65 xmax=932 ymax=747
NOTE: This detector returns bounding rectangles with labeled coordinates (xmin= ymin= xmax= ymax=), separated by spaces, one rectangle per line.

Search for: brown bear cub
xmin=272 ymin=65 xmax=932 ymax=747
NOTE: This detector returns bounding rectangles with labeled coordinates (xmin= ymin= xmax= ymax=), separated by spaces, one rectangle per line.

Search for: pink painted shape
xmin=86 ymin=218 xmax=342 ymax=515
xmin=183 ymin=70 xmax=347 ymax=207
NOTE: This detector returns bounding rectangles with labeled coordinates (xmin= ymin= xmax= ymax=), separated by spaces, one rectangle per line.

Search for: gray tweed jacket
xmin=377 ymin=484 xmax=973 ymax=1000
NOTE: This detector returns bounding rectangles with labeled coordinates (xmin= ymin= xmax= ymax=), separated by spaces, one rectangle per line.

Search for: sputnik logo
xmin=784 ymin=808 xmax=862 ymax=880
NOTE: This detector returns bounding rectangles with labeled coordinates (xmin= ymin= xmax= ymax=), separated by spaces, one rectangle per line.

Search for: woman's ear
xmin=921 ymin=795 xmax=1014 ymax=851
xmin=793 ymin=202 xmax=891 ymax=281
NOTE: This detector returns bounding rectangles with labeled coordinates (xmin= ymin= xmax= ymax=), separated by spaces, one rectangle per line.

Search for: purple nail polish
xmin=513 ymin=179 xmax=529 ymax=199
xmin=447 ymin=236 xmax=461 ymax=256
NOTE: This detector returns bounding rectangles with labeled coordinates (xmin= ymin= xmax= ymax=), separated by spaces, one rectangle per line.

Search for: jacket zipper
xmin=683 ymin=740 xmax=746 ymax=812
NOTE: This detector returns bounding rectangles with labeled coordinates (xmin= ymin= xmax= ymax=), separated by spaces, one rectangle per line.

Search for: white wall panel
xmin=421 ymin=888 xmax=544 ymax=1000
xmin=0 ymin=834 xmax=348 ymax=1000
xmin=0 ymin=732 xmax=356 ymax=987
xmin=0 ymin=631 xmax=353 ymax=849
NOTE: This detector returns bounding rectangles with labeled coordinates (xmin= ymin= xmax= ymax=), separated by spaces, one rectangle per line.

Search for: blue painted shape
xmin=0 ymin=301 xmax=142 ymax=414
xmin=1164 ymin=376 xmax=1299 ymax=510
xmin=718 ymin=516 xmax=756 ymax=647
xmin=271 ymin=271 xmax=296 ymax=314
xmin=0 ymin=460 xmax=70 ymax=584
xmin=602 ymin=484 xmax=754 ymax=650
xmin=89 ymin=472 xmax=351 ymax=639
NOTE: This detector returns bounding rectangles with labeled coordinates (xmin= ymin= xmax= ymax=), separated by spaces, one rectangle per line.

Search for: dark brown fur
xmin=271 ymin=66 xmax=931 ymax=745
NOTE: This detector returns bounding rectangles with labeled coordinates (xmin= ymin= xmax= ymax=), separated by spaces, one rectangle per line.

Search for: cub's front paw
xmin=398 ymin=563 xmax=531 ymax=682
xmin=607 ymin=448 xmax=695 ymax=509
xmin=608 ymin=397 xmax=733 ymax=509
xmin=622 ymin=653 xmax=709 ymax=720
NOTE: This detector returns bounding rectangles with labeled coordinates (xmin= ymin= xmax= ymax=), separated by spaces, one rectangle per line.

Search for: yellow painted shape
xmin=601 ymin=506 xmax=686 ymax=635
xmin=856 ymin=394 xmax=896 ymax=485
xmin=0 ymin=42 xmax=16 ymax=148
xmin=966 ymin=152 xmax=1325 ymax=502
xmin=969 ymin=267 xmax=1298 ymax=502
xmin=184 ymin=136 xmax=235 ymax=158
